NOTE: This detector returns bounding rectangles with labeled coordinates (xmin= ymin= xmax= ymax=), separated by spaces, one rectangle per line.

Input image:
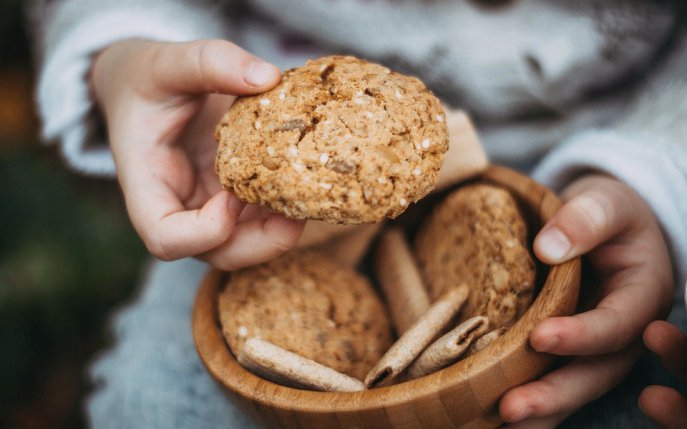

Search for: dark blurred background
xmin=0 ymin=1 xmax=147 ymax=428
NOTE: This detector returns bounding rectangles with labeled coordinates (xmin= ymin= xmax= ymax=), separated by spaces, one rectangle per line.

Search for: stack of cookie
xmin=214 ymin=56 xmax=536 ymax=392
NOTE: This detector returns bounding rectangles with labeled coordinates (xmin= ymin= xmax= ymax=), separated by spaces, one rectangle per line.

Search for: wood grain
xmin=192 ymin=165 xmax=581 ymax=429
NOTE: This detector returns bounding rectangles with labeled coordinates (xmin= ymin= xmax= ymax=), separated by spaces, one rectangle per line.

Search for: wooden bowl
xmin=192 ymin=165 xmax=581 ymax=429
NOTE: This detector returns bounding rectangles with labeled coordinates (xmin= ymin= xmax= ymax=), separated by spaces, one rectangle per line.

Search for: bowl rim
xmin=192 ymin=164 xmax=581 ymax=414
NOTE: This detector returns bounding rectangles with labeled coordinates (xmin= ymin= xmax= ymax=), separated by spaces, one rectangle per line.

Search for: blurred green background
xmin=0 ymin=2 xmax=147 ymax=428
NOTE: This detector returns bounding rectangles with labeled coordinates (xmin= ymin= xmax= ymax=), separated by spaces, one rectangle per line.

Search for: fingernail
xmin=245 ymin=60 xmax=277 ymax=87
xmin=537 ymin=226 xmax=571 ymax=262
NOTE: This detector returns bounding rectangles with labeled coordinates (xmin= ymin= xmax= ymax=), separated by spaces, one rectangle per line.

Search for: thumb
xmin=534 ymin=176 xmax=636 ymax=264
xmin=149 ymin=39 xmax=281 ymax=96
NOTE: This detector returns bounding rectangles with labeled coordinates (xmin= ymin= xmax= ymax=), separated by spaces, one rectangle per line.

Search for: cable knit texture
xmin=33 ymin=0 xmax=228 ymax=175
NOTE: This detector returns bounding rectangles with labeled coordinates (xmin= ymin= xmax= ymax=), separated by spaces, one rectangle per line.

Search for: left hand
xmin=498 ymin=174 xmax=673 ymax=428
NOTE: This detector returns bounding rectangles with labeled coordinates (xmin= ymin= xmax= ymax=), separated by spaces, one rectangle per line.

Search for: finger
xmin=500 ymin=413 xmax=567 ymax=429
xmin=134 ymin=189 xmax=245 ymax=261
xmin=499 ymin=344 xmax=640 ymax=423
xmin=182 ymin=94 xmax=235 ymax=208
xmin=149 ymin=39 xmax=281 ymax=97
xmin=639 ymin=385 xmax=687 ymax=429
xmin=184 ymin=166 xmax=223 ymax=210
xmin=534 ymin=178 xmax=636 ymax=264
xmin=644 ymin=321 xmax=687 ymax=384
xmin=199 ymin=214 xmax=304 ymax=271
xmin=120 ymin=149 xmax=246 ymax=259
xmin=237 ymin=204 xmax=273 ymax=223
xmin=531 ymin=273 xmax=661 ymax=355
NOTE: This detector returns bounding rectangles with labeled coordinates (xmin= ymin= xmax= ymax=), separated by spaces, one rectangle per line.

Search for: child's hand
xmin=91 ymin=40 xmax=304 ymax=270
xmin=639 ymin=320 xmax=687 ymax=429
xmin=498 ymin=174 xmax=674 ymax=428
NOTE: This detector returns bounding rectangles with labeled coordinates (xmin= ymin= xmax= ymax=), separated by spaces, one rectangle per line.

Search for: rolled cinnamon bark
xmin=407 ymin=316 xmax=489 ymax=379
xmin=238 ymin=337 xmax=365 ymax=392
xmin=364 ymin=286 xmax=468 ymax=388
xmin=465 ymin=327 xmax=508 ymax=357
xmin=375 ymin=228 xmax=431 ymax=334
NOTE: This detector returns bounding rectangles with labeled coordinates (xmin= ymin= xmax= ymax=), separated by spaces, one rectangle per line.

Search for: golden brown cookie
xmin=215 ymin=55 xmax=449 ymax=224
xmin=218 ymin=250 xmax=393 ymax=380
xmin=414 ymin=184 xmax=536 ymax=329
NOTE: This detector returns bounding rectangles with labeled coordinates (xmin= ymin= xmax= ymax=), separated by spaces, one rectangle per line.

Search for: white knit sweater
xmin=31 ymin=0 xmax=687 ymax=300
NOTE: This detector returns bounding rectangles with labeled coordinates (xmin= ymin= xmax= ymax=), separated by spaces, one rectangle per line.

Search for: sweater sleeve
xmin=533 ymin=31 xmax=687 ymax=299
xmin=32 ymin=0 xmax=229 ymax=176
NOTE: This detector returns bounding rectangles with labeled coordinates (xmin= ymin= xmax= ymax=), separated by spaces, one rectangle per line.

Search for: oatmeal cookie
xmin=218 ymin=250 xmax=393 ymax=380
xmin=215 ymin=55 xmax=449 ymax=224
xmin=414 ymin=184 xmax=536 ymax=329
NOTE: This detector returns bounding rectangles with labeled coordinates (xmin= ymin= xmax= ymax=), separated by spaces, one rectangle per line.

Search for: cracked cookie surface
xmin=414 ymin=184 xmax=537 ymax=329
xmin=215 ymin=55 xmax=449 ymax=224
xmin=218 ymin=250 xmax=393 ymax=380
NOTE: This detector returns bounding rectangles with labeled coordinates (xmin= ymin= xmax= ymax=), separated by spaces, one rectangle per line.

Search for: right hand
xmin=639 ymin=319 xmax=687 ymax=429
xmin=91 ymin=39 xmax=304 ymax=270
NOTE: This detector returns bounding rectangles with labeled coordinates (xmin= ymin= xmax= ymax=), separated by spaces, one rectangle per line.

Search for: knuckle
xmin=567 ymin=193 xmax=612 ymax=237
xmin=269 ymin=234 xmax=299 ymax=255
xmin=197 ymin=40 xmax=215 ymax=70
xmin=213 ymin=220 xmax=234 ymax=241
xmin=527 ymin=379 xmax=560 ymax=414
xmin=563 ymin=317 xmax=589 ymax=342
xmin=268 ymin=234 xmax=297 ymax=255
xmin=190 ymin=41 xmax=210 ymax=92
xmin=264 ymin=217 xmax=303 ymax=255
xmin=599 ymin=305 xmax=638 ymax=350
xmin=143 ymin=231 xmax=174 ymax=262
xmin=200 ymin=39 xmax=229 ymax=54
xmin=196 ymin=40 xmax=241 ymax=92
xmin=148 ymin=44 xmax=168 ymax=83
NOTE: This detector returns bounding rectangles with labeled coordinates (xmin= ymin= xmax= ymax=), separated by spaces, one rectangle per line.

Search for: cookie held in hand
xmin=215 ymin=55 xmax=449 ymax=224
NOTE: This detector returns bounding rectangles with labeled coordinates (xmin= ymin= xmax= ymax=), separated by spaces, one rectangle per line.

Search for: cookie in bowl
xmin=218 ymin=250 xmax=393 ymax=382
xmin=414 ymin=183 xmax=537 ymax=329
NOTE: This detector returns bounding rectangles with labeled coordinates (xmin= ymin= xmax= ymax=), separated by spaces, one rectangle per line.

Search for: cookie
xmin=218 ymin=250 xmax=393 ymax=380
xmin=414 ymin=184 xmax=536 ymax=329
xmin=215 ymin=55 xmax=449 ymax=224
xmin=364 ymin=286 xmax=468 ymax=388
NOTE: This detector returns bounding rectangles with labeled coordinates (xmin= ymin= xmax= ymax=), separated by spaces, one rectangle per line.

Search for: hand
xmin=639 ymin=320 xmax=687 ymax=429
xmin=91 ymin=39 xmax=304 ymax=270
xmin=498 ymin=174 xmax=673 ymax=428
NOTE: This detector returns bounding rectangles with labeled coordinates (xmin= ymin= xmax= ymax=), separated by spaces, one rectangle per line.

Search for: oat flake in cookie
xmin=215 ymin=55 xmax=449 ymax=224
xmin=414 ymin=184 xmax=537 ymax=329
xmin=218 ymin=250 xmax=393 ymax=381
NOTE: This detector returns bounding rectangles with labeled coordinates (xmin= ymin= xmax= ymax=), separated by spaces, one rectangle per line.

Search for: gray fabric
xmin=86 ymin=258 xmax=260 ymax=429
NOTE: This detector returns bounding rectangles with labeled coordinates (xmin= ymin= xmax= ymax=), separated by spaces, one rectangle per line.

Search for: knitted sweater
xmin=30 ymin=0 xmax=687 ymax=299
